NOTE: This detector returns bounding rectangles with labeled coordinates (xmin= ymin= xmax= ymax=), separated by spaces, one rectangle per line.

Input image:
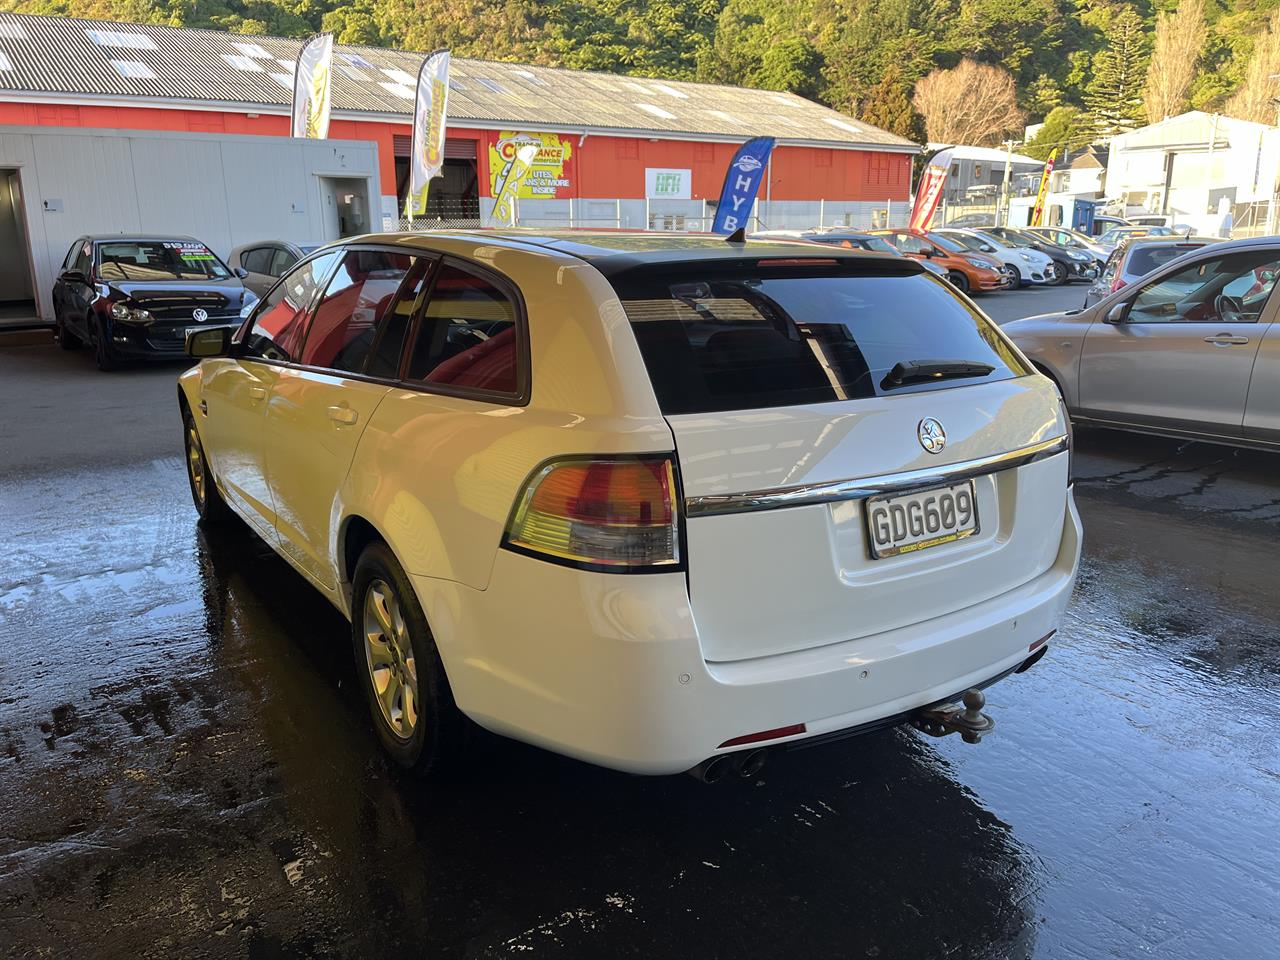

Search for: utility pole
xmin=998 ymin=139 xmax=1019 ymax=226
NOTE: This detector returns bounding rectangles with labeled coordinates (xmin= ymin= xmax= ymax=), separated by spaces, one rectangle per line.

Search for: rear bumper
xmin=419 ymin=492 xmax=1083 ymax=775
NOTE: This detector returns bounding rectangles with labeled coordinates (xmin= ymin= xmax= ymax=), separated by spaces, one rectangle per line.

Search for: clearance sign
xmin=488 ymin=132 xmax=574 ymax=199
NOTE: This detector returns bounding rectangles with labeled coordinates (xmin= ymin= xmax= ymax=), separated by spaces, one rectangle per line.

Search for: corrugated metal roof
xmin=0 ymin=12 xmax=918 ymax=151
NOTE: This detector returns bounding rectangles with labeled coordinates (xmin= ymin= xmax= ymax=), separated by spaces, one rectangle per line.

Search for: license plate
xmin=865 ymin=480 xmax=979 ymax=559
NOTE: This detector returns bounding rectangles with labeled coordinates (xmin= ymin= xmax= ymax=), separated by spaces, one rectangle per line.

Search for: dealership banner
xmin=405 ymin=49 xmax=450 ymax=218
xmin=1030 ymin=155 xmax=1056 ymax=226
xmin=291 ymin=33 xmax=333 ymax=139
xmin=488 ymin=132 xmax=574 ymax=200
xmin=909 ymin=148 xmax=953 ymax=230
xmin=492 ymin=142 xmax=539 ymax=224
xmin=711 ymin=137 xmax=775 ymax=234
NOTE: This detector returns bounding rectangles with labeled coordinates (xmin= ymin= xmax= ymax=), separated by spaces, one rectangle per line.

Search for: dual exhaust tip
xmin=687 ymin=748 xmax=768 ymax=783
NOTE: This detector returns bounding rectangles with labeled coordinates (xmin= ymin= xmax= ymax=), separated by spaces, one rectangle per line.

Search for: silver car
xmin=1004 ymin=236 xmax=1280 ymax=450
xmin=227 ymin=240 xmax=323 ymax=298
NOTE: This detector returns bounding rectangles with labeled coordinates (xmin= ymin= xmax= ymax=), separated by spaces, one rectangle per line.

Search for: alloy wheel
xmin=363 ymin=579 xmax=419 ymax=740
xmin=185 ymin=422 xmax=206 ymax=508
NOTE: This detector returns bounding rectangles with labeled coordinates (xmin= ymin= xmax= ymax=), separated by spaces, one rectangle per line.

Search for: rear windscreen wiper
xmin=881 ymin=359 xmax=996 ymax=390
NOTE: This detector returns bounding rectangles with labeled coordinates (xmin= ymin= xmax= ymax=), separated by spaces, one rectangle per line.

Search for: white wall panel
xmin=0 ymin=125 xmax=379 ymax=325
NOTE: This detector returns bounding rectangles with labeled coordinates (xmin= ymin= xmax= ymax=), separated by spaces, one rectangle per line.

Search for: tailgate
xmin=671 ymin=377 xmax=1068 ymax=662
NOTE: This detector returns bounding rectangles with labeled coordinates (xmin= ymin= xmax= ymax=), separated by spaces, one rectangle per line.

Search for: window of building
xmin=86 ymin=29 xmax=157 ymax=50
xmin=233 ymin=42 xmax=271 ymax=59
xmin=616 ymin=139 xmax=639 ymax=160
xmin=0 ymin=52 xmax=11 ymax=72
xmin=222 ymin=54 xmax=263 ymax=72
xmin=241 ymin=250 xmax=341 ymax=363
xmin=301 ymin=250 xmax=429 ymax=376
xmin=814 ymin=149 xmax=833 ymax=168
xmin=476 ymin=77 xmax=507 ymax=94
xmin=382 ymin=67 xmax=416 ymax=86
xmin=110 ymin=60 xmax=158 ymax=80
xmin=869 ymin=154 xmax=892 ymax=185
xmin=406 ymin=261 xmax=522 ymax=397
xmin=694 ymin=142 xmax=715 ymax=163
xmin=340 ymin=52 xmax=376 ymax=69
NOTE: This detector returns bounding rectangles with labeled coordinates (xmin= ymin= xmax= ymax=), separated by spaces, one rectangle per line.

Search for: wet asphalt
xmin=2 ymin=292 xmax=1278 ymax=959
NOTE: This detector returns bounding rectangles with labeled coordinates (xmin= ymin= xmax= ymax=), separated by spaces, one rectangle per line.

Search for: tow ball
xmin=911 ymin=689 xmax=995 ymax=744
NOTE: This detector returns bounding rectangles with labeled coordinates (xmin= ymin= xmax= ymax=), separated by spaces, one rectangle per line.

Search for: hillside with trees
xmin=5 ymin=0 xmax=1280 ymax=151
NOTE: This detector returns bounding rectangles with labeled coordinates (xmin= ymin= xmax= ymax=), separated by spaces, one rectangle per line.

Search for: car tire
xmin=948 ymin=271 xmax=970 ymax=294
xmin=182 ymin=406 xmax=233 ymax=525
xmin=92 ymin=318 xmax=118 ymax=371
xmin=351 ymin=541 xmax=467 ymax=777
xmin=56 ymin=312 xmax=82 ymax=351
xmin=1050 ymin=261 xmax=1069 ymax=286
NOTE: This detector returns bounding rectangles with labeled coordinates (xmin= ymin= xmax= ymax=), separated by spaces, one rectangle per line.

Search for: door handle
xmin=248 ymin=386 xmax=267 ymax=401
xmin=327 ymin=404 xmax=358 ymax=425
xmin=198 ymin=399 xmax=208 ymax=416
xmin=1203 ymin=334 xmax=1250 ymax=346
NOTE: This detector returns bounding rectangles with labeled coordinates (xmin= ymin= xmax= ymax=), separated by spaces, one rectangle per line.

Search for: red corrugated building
xmin=0 ymin=12 xmax=917 ymax=231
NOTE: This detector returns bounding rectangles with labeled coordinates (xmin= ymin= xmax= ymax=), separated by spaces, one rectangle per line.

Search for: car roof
xmin=349 ymin=229 xmax=922 ymax=276
xmin=88 ymin=234 xmax=200 ymax=242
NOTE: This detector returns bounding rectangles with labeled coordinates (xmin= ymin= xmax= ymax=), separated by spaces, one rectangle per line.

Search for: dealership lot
xmin=1 ymin=283 xmax=1277 ymax=959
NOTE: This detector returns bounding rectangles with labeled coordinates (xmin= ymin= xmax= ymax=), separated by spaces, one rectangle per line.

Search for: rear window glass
xmin=614 ymin=261 xmax=1030 ymax=415
xmin=1127 ymin=244 xmax=1204 ymax=277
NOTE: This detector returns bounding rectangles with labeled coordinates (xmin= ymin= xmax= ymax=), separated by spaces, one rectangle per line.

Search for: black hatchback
xmin=53 ymin=235 xmax=255 ymax=371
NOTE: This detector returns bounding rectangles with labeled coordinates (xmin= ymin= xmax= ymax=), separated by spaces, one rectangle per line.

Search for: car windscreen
xmin=613 ymin=260 xmax=1030 ymax=415
xmin=938 ymin=232 xmax=984 ymax=252
xmin=1126 ymin=244 xmax=1205 ymax=277
xmin=97 ymin=241 xmax=232 ymax=282
xmin=926 ymin=232 xmax=966 ymax=253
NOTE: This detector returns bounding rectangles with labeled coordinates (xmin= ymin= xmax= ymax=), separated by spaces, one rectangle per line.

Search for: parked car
xmin=1004 ymin=236 xmax=1280 ymax=450
xmin=179 ymin=230 xmax=1081 ymax=777
xmin=935 ymin=228 xmax=1058 ymax=286
xmin=1095 ymin=225 xmax=1181 ymax=254
xmin=871 ymin=228 xmax=1012 ymax=293
xmin=945 ymin=213 xmax=996 ymax=229
xmin=1023 ymin=227 xmax=1109 ymax=269
xmin=1089 ymin=215 xmax=1131 ymax=236
xmin=1125 ymin=214 xmax=1193 ymax=231
xmin=53 ymin=235 xmax=254 ymax=371
xmin=1083 ymin=235 xmax=1221 ymax=307
xmin=756 ymin=229 xmax=954 ymax=280
xmin=229 ymin=239 xmax=324 ymax=298
xmin=985 ymin=227 xmax=1099 ymax=284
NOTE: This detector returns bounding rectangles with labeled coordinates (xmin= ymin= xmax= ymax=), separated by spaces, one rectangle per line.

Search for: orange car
xmin=871 ymin=229 xmax=1010 ymax=294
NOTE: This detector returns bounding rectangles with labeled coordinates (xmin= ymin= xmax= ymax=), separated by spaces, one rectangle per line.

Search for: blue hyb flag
xmin=711 ymin=136 xmax=775 ymax=235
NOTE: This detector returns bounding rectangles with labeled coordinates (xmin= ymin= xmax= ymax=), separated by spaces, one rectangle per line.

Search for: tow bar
xmin=911 ymin=688 xmax=995 ymax=744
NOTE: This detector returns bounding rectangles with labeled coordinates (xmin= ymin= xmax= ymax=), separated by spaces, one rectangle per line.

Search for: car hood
xmin=108 ymin=277 xmax=251 ymax=316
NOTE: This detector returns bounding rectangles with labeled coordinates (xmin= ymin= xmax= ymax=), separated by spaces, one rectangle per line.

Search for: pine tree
xmin=858 ymin=66 xmax=925 ymax=142
xmin=1084 ymin=7 xmax=1151 ymax=136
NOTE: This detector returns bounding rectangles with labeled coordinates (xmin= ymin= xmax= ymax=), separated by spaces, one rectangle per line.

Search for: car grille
xmin=131 ymin=293 xmax=232 ymax=321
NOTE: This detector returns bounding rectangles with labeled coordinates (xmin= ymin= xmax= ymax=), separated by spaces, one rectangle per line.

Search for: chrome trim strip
xmin=684 ymin=435 xmax=1069 ymax=518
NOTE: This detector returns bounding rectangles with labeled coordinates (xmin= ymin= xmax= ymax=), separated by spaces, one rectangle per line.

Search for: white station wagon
xmin=179 ymin=231 xmax=1082 ymax=779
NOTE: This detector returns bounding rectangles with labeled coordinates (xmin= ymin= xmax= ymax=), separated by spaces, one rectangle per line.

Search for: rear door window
xmin=241 ymin=247 xmax=273 ymax=275
xmin=404 ymin=260 xmax=523 ymax=398
xmin=300 ymin=249 xmax=430 ymax=376
xmin=614 ymin=260 xmax=1029 ymax=415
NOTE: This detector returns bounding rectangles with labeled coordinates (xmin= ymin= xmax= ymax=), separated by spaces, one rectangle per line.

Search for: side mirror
xmin=186 ymin=326 xmax=232 ymax=359
xmin=1105 ymin=303 xmax=1128 ymax=324
xmin=233 ymin=266 xmax=249 ymax=279
xmin=920 ymin=247 xmax=935 ymax=258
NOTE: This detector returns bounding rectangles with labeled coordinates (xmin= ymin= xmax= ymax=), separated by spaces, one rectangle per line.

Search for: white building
xmin=1104 ymin=111 xmax=1280 ymax=233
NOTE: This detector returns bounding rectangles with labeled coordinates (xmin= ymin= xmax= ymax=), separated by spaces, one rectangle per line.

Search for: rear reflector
xmin=1029 ymin=629 xmax=1056 ymax=652
xmin=502 ymin=455 xmax=682 ymax=572
xmin=718 ymin=723 xmax=807 ymax=748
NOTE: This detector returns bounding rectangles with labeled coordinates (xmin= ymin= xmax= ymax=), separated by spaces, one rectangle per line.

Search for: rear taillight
xmin=502 ymin=456 xmax=682 ymax=571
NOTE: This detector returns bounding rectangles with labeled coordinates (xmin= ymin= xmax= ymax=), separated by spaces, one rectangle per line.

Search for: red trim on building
xmin=0 ymin=101 xmax=912 ymax=202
